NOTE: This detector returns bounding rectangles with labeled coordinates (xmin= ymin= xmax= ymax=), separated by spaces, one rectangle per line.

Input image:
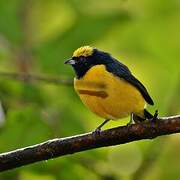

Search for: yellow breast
xmin=74 ymin=65 xmax=145 ymax=120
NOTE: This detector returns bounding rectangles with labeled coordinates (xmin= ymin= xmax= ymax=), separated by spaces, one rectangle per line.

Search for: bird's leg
xmin=127 ymin=113 xmax=134 ymax=126
xmin=93 ymin=119 xmax=110 ymax=135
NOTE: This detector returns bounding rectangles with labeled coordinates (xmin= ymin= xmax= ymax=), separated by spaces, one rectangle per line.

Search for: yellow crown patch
xmin=73 ymin=46 xmax=93 ymax=57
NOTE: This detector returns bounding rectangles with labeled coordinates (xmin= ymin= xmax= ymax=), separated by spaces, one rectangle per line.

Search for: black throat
xmin=72 ymin=63 xmax=93 ymax=79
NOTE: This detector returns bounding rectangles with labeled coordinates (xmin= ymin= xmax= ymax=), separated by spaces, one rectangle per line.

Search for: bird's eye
xmin=79 ymin=56 xmax=88 ymax=66
xmin=79 ymin=56 xmax=84 ymax=61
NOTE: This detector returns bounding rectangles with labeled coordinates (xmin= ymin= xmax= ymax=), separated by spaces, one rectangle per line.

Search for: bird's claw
xmin=92 ymin=128 xmax=101 ymax=136
xmin=126 ymin=122 xmax=133 ymax=126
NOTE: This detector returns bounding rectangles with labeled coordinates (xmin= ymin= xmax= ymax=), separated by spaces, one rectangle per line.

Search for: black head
xmin=65 ymin=46 xmax=114 ymax=79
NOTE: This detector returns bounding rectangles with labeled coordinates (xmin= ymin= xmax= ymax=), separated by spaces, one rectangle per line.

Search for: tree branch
xmin=0 ymin=71 xmax=73 ymax=86
xmin=0 ymin=115 xmax=180 ymax=172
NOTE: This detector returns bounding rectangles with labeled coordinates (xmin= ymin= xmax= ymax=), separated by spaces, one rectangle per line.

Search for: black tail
xmin=132 ymin=109 xmax=156 ymax=123
xmin=144 ymin=109 xmax=154 ymax=119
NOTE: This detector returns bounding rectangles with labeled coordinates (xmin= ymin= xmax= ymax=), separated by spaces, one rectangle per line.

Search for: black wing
xmin=106 ymin=59 xmax=154 ymax=105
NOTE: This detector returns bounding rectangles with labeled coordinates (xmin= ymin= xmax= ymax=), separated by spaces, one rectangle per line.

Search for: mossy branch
xmin=0 ymin=115 xmax=180 ymax=172
xmin=0 ymin=71 xmax=73 ymax=85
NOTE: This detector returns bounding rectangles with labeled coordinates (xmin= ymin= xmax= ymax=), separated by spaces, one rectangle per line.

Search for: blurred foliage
xmin=0 ymin=0 xmax=179 ymax=179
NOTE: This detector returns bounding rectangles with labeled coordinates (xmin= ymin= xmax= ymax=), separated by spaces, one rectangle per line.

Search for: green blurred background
xmin=0 ymin=0 xmax=180 ymax=179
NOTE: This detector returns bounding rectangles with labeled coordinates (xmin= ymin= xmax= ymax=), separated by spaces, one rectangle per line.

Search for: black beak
xmin=64 ymin=58 xmax=76 ymax=65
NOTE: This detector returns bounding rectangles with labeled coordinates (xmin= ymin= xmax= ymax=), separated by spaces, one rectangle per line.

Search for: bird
xmin=65 ymin=46 xmax=157 ymax=133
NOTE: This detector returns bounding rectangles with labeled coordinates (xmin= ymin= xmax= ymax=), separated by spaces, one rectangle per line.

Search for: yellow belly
xmin=74 ymin=65 xmax=145 ymax=120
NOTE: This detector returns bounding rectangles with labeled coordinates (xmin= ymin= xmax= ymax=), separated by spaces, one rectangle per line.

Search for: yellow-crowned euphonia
xmin=65 ymin=46 xmax=157 ymax=133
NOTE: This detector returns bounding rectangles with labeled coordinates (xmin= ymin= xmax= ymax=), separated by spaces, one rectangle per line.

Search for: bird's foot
xmin=92 ymin=119 xmax=110 ymax=136
xmin=126 ymin=121 xmax=133 ymax=126
xmin=127 ymin=113 xmax=134 ymax=126
xmin=92 ymin=128 xmax=101 ymax=136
